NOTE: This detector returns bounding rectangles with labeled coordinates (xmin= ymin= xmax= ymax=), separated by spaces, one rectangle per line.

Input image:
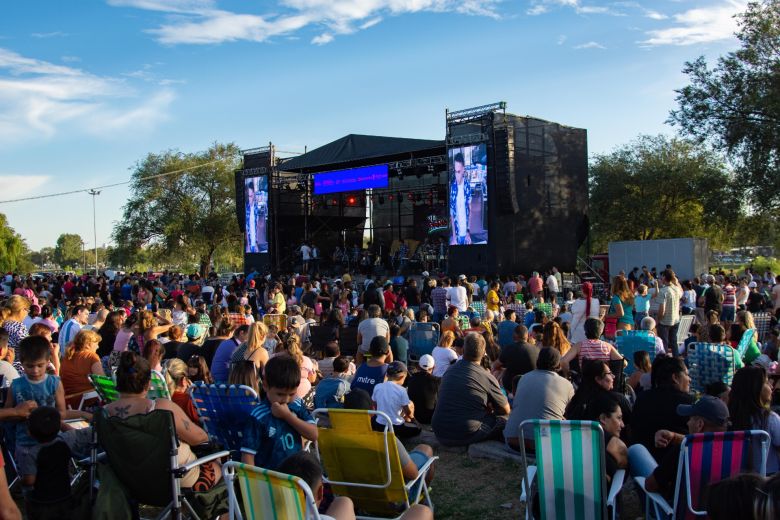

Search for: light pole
xmin=89 ymin=189 xmax=101 ymax=277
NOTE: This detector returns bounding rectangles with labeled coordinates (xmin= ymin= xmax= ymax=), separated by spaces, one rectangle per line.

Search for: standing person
xmin=527 ymin=272 xmax=543 ymax=301
xmin=58 ymin=304 xmax=89 ymax=356
xmin=657 ymin=269 xmax=683 ymax=356
xmin=300 ymin=242 xmax=312 ymax=274
xmin=721 ymin=277 xmax=738 ymax=326
xmin=245 ymin=181 xmax=260 ymax=253
xmin=569 ymin=282 xmax=600 ymax=344
xmin=448 ymin=277 xmax=469 ymax=313
xmin=546 ymin=270 xmax=559 ymax=302
xmin=310 ymin=243 xmax=320 ymax=274
xmin=607 ymin=276 xmax=634 ymax=335
xmin=431 ymin=333 xmax=509 ymax=447
xmin=772 ymin=275 xmax=780 ymax=312
xmin=449 ymin=152 xmax=472 ymax=245
xmin=430 ymin=279 xmax=449 ymax=323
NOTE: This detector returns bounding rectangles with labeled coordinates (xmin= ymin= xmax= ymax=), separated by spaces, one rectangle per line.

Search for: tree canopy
xmin=54 ymin=233 xmax=84 ymax=269
xmin=112 ymin=142 xmax=242 ymax=276
xmin=669 ymin=0 xmax=780 ymax=210
xmin=0 ymin=214 xmax=32 ymax=273
xmin=588 ymin=135 xmax=737 ymax=252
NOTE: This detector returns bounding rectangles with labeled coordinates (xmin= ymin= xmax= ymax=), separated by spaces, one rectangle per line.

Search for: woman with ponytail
xmin=570 ymin=282 xmax=600 ymax=344
xmin=105 ymin=351 xmax=223 ymax=492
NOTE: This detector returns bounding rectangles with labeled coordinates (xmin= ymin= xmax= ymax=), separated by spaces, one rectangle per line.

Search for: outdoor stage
xmin=236 ymin=103 xmax=589 ymax=277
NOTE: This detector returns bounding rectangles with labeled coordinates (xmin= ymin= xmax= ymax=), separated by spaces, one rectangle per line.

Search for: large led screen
xmin=313 ymin=164 xmax=389 ymax=195
xmin=244 ymin=176 xmax=269 ymax=253
xmin=448 ymin=143 xmax=488 ymax=245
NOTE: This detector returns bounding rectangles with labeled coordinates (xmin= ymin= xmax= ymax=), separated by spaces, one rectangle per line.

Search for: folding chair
xmin=89 ymin=374 xmax=119 ymax=403
xmin=675 ymin=315 xmax=695 ymax=354
xmin=190 ymin=383 xmax=260 ymax=460
xmin=91 ymin=408 xmax=230 ymax=520
xmin=224 ymin=462 xmax=321 ymax=520
xmin=312 ymin=409 xmax=437 ymax=520
xmin=635 ymin=430 xmax=769 ymax=519
xmin=534 ymin=302 xmax=553 ymax=319
xmin=735 ymin=328 xmax=755 ymax=359
xmin=263 ymin=314 xmax=288 ymax=331
xmin=470 ymin=301 xmax=486 ymax=318
xmin=338 ymin=327 xmax=359 ymax=357
xmin=519 ymin=420 xmax=624 ymax=520
xmin=456 ymin=315 xmax=470 ymax=330
xmin=616 ymin=331 xmax=656 ymax=376
xmin=148 ymin=369 xmax=172 ymax=400
xmin=407 ymin=322 xmax=440 ymax=362
xmin=686 ymin=343 xmax=738 ymax=394
xmin=753 ymin=312 xmax=771 ymax=343
xmin=307 ymin=325 xmax=335 ymax=355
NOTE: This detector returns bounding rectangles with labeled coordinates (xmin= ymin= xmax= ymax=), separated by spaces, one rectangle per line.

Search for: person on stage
xmin=245 ymin=181 xmax=259 ymax=253
xmin=449 ymin=152 xmax=471 ymax=245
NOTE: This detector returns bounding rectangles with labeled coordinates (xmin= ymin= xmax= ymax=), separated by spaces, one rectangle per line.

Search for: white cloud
xmin=0 ymin=175 xmax=50 ymax=199
xmin=574 ymin=41 xmax=606 ymax=49
xmin=527 ymin=0 xmax=621 ymax=16
xmin=31 ymin=31 xmax=69 ymax=38
xmin=641 ymin=1 xmax=746 ymax=46
xmin=108 ymin=0 xmax=501 ymax=45
xmin=61 ymin=55 xmax=81 ymax=63
xmin=557 ymin=34 xmax=567 ymax=45
xmin=0 ymin=47 xmax=175 ymax=144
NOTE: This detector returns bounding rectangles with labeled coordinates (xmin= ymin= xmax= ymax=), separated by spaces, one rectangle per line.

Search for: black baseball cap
xmin=677 ymin=395 xmax=729 ymax=426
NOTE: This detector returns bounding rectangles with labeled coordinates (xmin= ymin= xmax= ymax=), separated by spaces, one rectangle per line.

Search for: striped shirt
xmin=578 ymin=339 xmax=613 ymax=362
xmin=58 ymin=319 xmax=81 ymax=355
xmin=723 ymin=285 xmax=737 ymax=307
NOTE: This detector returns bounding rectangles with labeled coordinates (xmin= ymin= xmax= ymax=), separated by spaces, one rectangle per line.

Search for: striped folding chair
xmin=535 ymin=302 xmax=553 ymax=319
xmin=190 ymin=383 xmax=260 ymax=459
xmin=147 ymin=370 xmax=171 ymax=400
xmin=89 ymin=374 xmax=119 ymax=403
xmin=686 ymin=343 xmax=738 ymax=394
xmin=735 ymin=328 xmax=755 ymax=358
xmin=407 ymin=322 xmax=440 ymax=362
xmin=675 ymin=315 xmax=695 ymax=353
xmin=753 ymin=312 xmax=771 ymax=343
xmin=224 ymin=461 xmax=321 ymax=520
xmin=616 ymin=331 xmax=656 ymax=376
xmin=456 ymin=315 xmax=470 ymax=330
xmin=470 ymin=301 xmax=486 ymax=318
xmin=636 ymin=430 xmax=770 ymax=519
xmin=519 ymin=420 xmax=624 ymax=520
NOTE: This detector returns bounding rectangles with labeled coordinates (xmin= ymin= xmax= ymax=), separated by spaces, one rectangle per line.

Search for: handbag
xmin=603 ymin=301 xmax=618 ymax=338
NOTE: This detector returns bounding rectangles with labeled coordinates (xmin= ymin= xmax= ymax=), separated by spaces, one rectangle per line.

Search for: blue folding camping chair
xmin=189 ymin=383 xmax=260 ymax=459
xmin=408 ymin=322 xmax=440 ymax=362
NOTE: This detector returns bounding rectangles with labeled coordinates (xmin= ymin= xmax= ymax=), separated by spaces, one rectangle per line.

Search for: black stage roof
xmin=278 ymin=134 xmax=444 ymax=173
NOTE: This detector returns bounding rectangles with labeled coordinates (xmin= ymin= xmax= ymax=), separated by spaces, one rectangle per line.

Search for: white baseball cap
xmin=419 ymin=354 xmax=435 ymax=370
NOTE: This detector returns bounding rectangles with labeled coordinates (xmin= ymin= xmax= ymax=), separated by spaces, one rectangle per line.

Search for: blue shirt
xmin=523 ymin=311 xmax=535 ymax=328
xmin=240 ymin=397 xmax=315 ymax=471
xmin=313 ymin=377 xmax=351 ymax=410
xmin=58 ymin=319 xmax=81 ymax=356
xmin=351 ymin=363 xmax=388 ymax=396
xmin=390 ymin=336 xmax=409 ymax=364
xmin=210 ymin=337 xmax=241 ymax=382
xmin=497 ymin=320 xmax=517 ymax=348
xmin=120 ymin=283 xmax=133 ymax=301
xmin=11 ymin=374 xmax=60 ymax=446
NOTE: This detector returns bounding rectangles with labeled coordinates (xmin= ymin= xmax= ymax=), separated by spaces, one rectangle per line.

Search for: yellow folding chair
xmin=312 ymin=409 xmax=437 ymax=520
xmin=263 ymin=313 xmax=288 ymax=331
xmin=224 ymin=462 xmax=320 ymax=520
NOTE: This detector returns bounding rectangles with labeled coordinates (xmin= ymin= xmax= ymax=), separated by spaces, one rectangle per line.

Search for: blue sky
xmin=0 ymin=0 xmax=748 ymax=250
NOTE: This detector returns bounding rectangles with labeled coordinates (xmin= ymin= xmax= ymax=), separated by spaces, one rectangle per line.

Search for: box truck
xmin=607 ymin=238 xmax=709 ymax=282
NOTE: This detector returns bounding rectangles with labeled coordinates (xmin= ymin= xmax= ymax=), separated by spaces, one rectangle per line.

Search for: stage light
xmin=388 ymin=194 xmax=394 ymax=201
xmin=346 ymin=195 xmax=357 ymax=206
xmin=331 ymin=198 xmax=338 ymax=206
xmin=407 ymin=192 xmax=414 ymax=201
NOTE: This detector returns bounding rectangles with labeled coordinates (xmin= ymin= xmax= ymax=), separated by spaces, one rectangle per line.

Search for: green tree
xmin=112 ymin=142 xmax=242 ymax=276
xmin=30 ymin=247 xmax=55 ymax=268
xmin=54 ymin=233 xmax=84 ymax=269
xmin=588 ymin=135 xmax=737 ymax=252
xmin=669 ymin=0 xmax=780 ymax=210
xmin=0 ymin=213 xmax=30 ymax=273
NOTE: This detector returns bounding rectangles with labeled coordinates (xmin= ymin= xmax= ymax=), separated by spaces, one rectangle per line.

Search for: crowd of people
xmin=0 ymin=264 xmax=779 ymax=518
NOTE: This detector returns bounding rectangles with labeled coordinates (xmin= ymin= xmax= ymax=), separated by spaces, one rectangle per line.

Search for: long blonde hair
xmin=277 ymin=334 xmax=303 ymax=366
xmin=165 ymin=358 xmax=189 ymax=396
xmin=65 ymin=329 xmax=101 ymax=360
xmin=439 ymin=330 xmax=455 ymax=347
xmin=0 ymin=295 xmax=30 ymax=326
xmin=246 ymin=321 xmax=268 ymax=352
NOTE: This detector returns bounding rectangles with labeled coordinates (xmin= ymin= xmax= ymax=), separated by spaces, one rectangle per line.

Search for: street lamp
xmin=89 ymin=189 xmax=101 ymax=277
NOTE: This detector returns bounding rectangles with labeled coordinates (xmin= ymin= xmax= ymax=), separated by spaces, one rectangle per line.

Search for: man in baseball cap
xmin=407 ymin=355 xmax=439 ymax=424
xmin=628 ymin=396 xmax=729 ymax=500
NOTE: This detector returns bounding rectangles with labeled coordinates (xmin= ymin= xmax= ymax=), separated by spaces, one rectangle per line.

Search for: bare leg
xmin=412 ymin=444 xmax=435 ymax=483
xmin=400 ymin=504 xmax=433 ymax=520
xmin=326 ymin=496 xmax=356 ymax=520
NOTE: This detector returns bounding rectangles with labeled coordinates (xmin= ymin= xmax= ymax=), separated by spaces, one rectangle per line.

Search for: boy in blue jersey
xmin=240 ymin=354 xmax=317 ymax=470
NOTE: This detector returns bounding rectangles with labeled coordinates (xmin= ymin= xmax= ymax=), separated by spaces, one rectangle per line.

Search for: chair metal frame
xmin=189 ymin=383 xmax=260 ymax=459
xmin=687 ymin=342 xmax=738 ymax=393
xmin=675 ymin=315 xmax=695 ymax=353
xmin=519 ymin=419 xmax=624 ymax=520
xmin=635 ymin=430 xmax=769 ymax=519
xmin=312 ymin=409 xmax=437 ymax=520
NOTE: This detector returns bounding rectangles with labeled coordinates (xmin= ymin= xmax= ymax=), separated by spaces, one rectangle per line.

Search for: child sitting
xmin=318 ymin=343 xmax=356 ymax=379
xmin=277 ymin=451 xmax=433 ymax=520
xmin=25 ymin=407 xmax=73 ymax=519
xmin=351 ymin=336 xmax=390 ymax=396
xmin=241 ymin=355 xmax=317 ymax=471
xmin=263 ymin=324 xmax=280 ymax=356
xmin=5 ymin=336 xmax=90 ymax=490
xmin=627 ymin=350 xmax=652 ymax=392
xmin=314 ymin=356 xmax=352 ymax=410
xmin=372 ymin=361 xmax=421 ymax=439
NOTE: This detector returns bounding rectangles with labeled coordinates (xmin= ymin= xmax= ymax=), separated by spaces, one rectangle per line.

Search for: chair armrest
xmin=634 ymin=476 xmax=674 ymax=515
xmin=607 ymin=469 xmax=624 ymax=507
xmin=180 ymin=450 xmax=231 ymax=473
xmin=403 ymin=456 xmax=439 ymax=492
xmin=520 ymin=465 xmax=537 ymax=502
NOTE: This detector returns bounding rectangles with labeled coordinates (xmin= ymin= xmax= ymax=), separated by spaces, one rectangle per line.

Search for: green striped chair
xmin=148 ymin=369 xmax=172 ymax=400
xmin=519 ymin=420 xmax=624 ymax=520
xmin=224 ymin=461 xmax=320 ymax=520
xmin=88 ymin=374 xmax=119 ymax=403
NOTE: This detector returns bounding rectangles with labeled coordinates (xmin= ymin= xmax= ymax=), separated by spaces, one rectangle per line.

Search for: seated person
xmin=277 ymin=451 xmax=433 ymax=520
xmin=505 ymin=348 xmax=574 ymax=452
xmin=372 ymin=361 xmax=420 ymax=439
xmin=406 ymin=355 xmax=439 ymax=425
xmin=627 ymin=350 xmax=652 ymax=393
xmin=492 ymin=325 xmax=539 ymax=394
xmin=389 ymin=324 xmax=409 ymax=365
xmin=628 ymin=395 xmax=729 ymax=501
xmin=496 ymin=309 xmax=517 ymax=348
xmin=241 ymin=355 xmax=318 ymax=471
xmin=584 ymin=394 xmax=628 ymax=482
xmin=431 ymin=333 xmax=510 ymax=447
xmin=561 ymin=318 xmax=623 ymax=373
xmin=314 ymin=356 xmax=352 ymax=410
xmin=351 ymin=337 xmax=390 ymax=396
xmin=25 ymin=407 xmax=74 ymax=518
xmin=639 ymin=317 xmax=669 ymax=357
xmin=318 ymin=342 xmax=355 ymax=379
